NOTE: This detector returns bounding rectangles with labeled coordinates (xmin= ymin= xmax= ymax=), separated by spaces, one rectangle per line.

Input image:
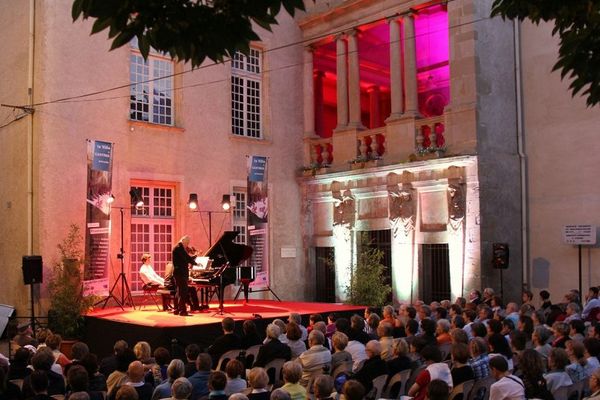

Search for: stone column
xmin=368 ymin=85 xmax=380 ymax=128
xmin=335 ymin=34 xmax=348 ymax=130
xmin=314 ymin=70 xmax=325 ymax=137
xmin=387 ymin=17 xmax=403 ymax=120
xmin=404 ymin=12 xmax=420 ymax=117
xmin=303 ymin=47 xmax=315 ymax=136
xmin=347 ymin=29 xmax=364 ymax=129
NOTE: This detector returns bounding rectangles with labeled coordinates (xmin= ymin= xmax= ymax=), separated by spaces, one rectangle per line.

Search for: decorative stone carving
xmin=388 ymin=184 xmax=415 ymax=237
xmin=333 ymin=189 xmax=355 ymax=227
xmin=447 ymin=182 xmax=465 ymax=231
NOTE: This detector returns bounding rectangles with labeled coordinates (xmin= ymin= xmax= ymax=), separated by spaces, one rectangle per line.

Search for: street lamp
xmin=188 ymin=193 xmax=231 ymax=246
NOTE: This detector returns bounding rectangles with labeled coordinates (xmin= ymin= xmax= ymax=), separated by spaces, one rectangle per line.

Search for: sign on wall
xmin=563 ymin=224 xmax=597 ymax=245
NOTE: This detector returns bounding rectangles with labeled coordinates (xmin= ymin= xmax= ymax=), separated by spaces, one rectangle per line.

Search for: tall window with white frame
xmin=129 ymin=184 xmax=175 ymax=291
xmin=130 ymin=38 xmax=174 ymax=126
xmin=232 ymin=188 xmax=247 ymax=245
xmin=231 ymin=48 xmax=262 ymax=138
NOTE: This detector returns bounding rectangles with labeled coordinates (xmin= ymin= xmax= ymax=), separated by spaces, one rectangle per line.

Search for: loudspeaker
xmin=22 ymin=255 xmax=43 ymax=284
xmin=492 ymin=243 xmax=509 ymax=269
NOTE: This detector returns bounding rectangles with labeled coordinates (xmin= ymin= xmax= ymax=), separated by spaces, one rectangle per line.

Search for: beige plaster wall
xmin=1 ymin=0 xmax=307 ymax=314
xmin=521 ymin=21 xmax=600 ymax=302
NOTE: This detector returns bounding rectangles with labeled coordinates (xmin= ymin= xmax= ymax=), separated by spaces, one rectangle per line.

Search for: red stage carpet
xmin=84 ymin=300 xmax=364 ymax=357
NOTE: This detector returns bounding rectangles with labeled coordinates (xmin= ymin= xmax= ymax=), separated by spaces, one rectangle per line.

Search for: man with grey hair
xmin=483 ymin=288 xmax=495 ymax=307
xmin=152 ymin=359 xmax=185 ymax=400
xmin=288 ymin=313 xmax=307 ymax=341
xmin=352 ymin=340 xmax=388 ymax=392
xmin=298 ymin=330 xmax=331 ymax=387
xmin=170 ymin=377 xmax=193 ymax=400
xmin=254 ymin=324 xmax=291 ymax=367
xmin=171 ymin=235 xmax=198 ymax=316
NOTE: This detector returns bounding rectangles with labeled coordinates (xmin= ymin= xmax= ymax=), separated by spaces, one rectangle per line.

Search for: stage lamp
xmin=221 ymin=194 xmax=231 ymax=211
xmin=188 ymin=193 xmax=198 ymax=210
xmin=129 ymin=188 xmax=144 ymax=210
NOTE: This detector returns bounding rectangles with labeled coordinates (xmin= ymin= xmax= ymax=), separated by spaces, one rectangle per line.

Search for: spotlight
xmin=129 ymin=188 xmax=144 ymax=210
xmin=188 ymin=193 xmax=198 ymax=210
xmin=107 ymin=194 xmax=115 ymax=204
xmin=221 ymin=194 xmax=231 ymax=211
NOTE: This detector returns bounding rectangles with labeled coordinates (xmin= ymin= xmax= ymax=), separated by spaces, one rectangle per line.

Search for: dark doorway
xmin=421 ymin=243 xmax=451 ymax=303
xmin=358 ymin=230 xmax=392 ymax=302
xmin=315 ymin=247 xmax=336 ymax=303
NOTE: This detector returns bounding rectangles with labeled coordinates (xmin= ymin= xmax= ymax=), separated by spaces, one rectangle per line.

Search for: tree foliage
xmin=346 ymin=246 xmax=391 ymax=307
xmin=491 ymin=0 xmax=600 ymax=107
xmin=71 ymin=0 xmax=306 ymax=67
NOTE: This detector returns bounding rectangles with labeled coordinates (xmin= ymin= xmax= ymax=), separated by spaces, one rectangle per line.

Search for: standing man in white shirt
xmin=489 ymin=356 xmax=525 ymax=400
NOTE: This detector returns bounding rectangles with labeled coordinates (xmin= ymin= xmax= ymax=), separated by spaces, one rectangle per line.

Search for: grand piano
xmin=190 ymin=231 xmax=253 ymax=310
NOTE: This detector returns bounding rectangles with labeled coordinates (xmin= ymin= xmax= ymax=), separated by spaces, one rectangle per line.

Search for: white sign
xmin=280 ymin=247 xmax=297 ymax=258
xmin=563 ymin=225 xmax=597 ymax=245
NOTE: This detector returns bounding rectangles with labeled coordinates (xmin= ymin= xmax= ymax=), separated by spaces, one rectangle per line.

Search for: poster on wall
xmin=83 ymin=139 xmax=113 ymax=296
xmin=247 ymin=155 xmax=269 ymax=289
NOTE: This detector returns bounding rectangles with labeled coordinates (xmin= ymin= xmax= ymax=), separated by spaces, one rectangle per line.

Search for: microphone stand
xmin=96 ymin=207 xmax=135 ymax=310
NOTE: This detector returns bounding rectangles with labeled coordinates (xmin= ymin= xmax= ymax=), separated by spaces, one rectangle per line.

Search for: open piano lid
xmin=204 ymin=231 xmax=253 ymax=268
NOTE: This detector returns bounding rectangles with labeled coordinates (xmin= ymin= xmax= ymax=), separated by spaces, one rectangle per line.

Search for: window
xmin=232 ymin=188 xmax=247 ymax=245
xmin=231 ymin=48 xmax=262 ymax=138
xmin=130 ymin=184 xmax=175 ymax=291
xmin=130 ymin=39 xmax=174 ymax=125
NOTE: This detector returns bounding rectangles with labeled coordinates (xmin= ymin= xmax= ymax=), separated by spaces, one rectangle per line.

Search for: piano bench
xmin=157 ymin=289 xmax=175 ymax=311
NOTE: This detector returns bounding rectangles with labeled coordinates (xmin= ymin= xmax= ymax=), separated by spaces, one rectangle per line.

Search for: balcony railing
xmin=307 ymin=137 xmax=333 ymax=167
xmin=415 ymin=115 xmax=446 ymax=153
xmin=357 ymin=126 xmax=386 ymax=161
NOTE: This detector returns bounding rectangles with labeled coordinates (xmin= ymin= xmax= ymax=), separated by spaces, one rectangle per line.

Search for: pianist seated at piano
xmin=163 ymin=262 xmax=202 ymax=313
xmin=139 ymin=254 xmax=165 ymax=287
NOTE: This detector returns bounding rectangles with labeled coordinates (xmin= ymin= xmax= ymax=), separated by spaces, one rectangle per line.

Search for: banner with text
xmin=247 ymin=156 xmax=269 ymax=289
xmin=83 ymin=139 xmax=113 ymax=295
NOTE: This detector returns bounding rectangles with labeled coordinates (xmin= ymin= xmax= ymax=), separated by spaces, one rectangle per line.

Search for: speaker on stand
xmin=22 ymin=255 xmax=43 ymax=334
xmin=492 ymin=243 xmax=509 ymax=300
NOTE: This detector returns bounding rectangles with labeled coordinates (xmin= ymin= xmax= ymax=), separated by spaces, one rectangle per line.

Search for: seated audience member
xmin=307 ymin=314 xmax=323 ymax=335
xmin=427 ymin=379 xmax=450 ymax=400
xmin=184 ymin=345 xmax=200 ymax=378
xmin=470 ymin=322 xmax=487 ymax=340
xmin=298 ymin=330 xmax=331 ymax=387
xmin=245 ymin=368 xmax=270 ymax=400
xmin=330 ymin=332 xmax=352 ymax=374
xmin=540 ymin=290 xmax=552 ymax=311
xmin=518 ymin=349 xmax=552 ymax=399
xmin=170 ymin=378 xmax=193 ymax=400
xmin=68 ymin=342 xmax=91 ymax=370
xmin=188 ymin=354 xmax=212 ymax=400
xmin=270 ymin=319 xmax=288 ymax=344
xmin=505 ymin=302 xmax=520 ymax=326
xmin=377 ymin=322 xmax=394 ymax=361
xmin=352 ymin=340 xmax=388 ymax=393
xmin=133 ymin=342 xmax=155 ymax=367
xmin=468 ymin=338 xmax=490 ymax=380
xmin=0 ymin=366 xmax=22 ymax=400
xmin=404 ymin=319 xmax=419 ymax=347
xmin=254 ymin=324 xmax=292 ymax=368
xmin=487 ymin=319 xmax=503 ymax=336
xmin=312 ymin=322 xmax=330 ymax=350
xmin=341 ymin=380 xmax=365 ymax=400
xmin=435 ymin=319 xmax=452 ymax=345
xmin=477 ymin=306 xmax=493 ymax=326
xmin=325 ymin=314 xmax=337 ymax=338
xmin=288 ymin=313 xmax=308 ymax=342
xmin=451 ymin=315 xmax=465 ymax=330
xmin=100 ymin=340 xmax=129 ymax=378
xmin=566 ymin=340 xmax=591 ymax=382
xmin=565 ymin=302 xmax=582 ymax=323
xmin=488 ymin=333 xmax=514 ymax=370
xmin=450 ymin=343 xmax=474 ymax=387
xmin=532 ymin=309 xmax=547 ymax=329
xmin=280 ymin=361 xmax=306 ymax=400
xmin=551 ymin=322 xmax=570 ymax=348
xmin=419 ymin=319 xmax=437 ymax=347
xmin=335 ymin=318 xmax=366 ymax=373
xmin=348 ymin=315 xmax=370 ymax=345
xmin=312 ymin=375 xmax=334 ymax=400
xmin=46 ymin=333 xmax=71 ymax=372
xmin=8 ymin=347 xmax=33 ymax=380
xmin=570 ymin=319 xmax=586 ymax=342
xmin=407 ymin=345 xmax=452 ymax=400
xmin=366 ymin=313 xmax=381 ymax=340
xmin=241 ymin=320 xmax=262 ymax=350
xmin=207 ymin=317 xmax=242 ymax=369
xmin=387 ymin=338 xmax=412 ymax=376
xmin=107 ymin=349 xmax=137 ymax=397
xmin=29 ymin=370 xmax=53 ymax=400
xmin=547 ymin=304 xmax=566 ymax=326
xmin=224 ymin=360 xmax=246 ymax=396
xmin=585 ymin=338 xmax=600 ymax=371
xmin=152 ymin=359 xmax=185 ymax=400
xmin=67 ymin=364 xmax=99 ymax=400
xmin=585 ymin=369 xmax=600 ymax=400
xmin=533 ymin=326 xmax=552 ymax=363
xmin=583 ymin=287 xmax=600 ymax=320
xmin=201 ymin=371 xmax=227 ymax=400
xmin=285 ymin=322 xmax=306 ymax=359
xmin=269 ymin=389 xmax=290 ymax=400
xmin=489 ymin=356 xmax=524 ymax=400
xmin=123 ymin=361 xmax=153 ymax=400
xmin=115 ymin=385 xmax=139 ymax=400
xmin=522 ymin=290 xmax=535 ymax=309
xmin=14 ymin=323 xmax=38 ymax=348
xmin=462 ymin=310 xmax=476 ymax=340
xmin=544 ymin=347 xmax=573 ymax=393
xmin=449 ymin=328 xmax=468 ymax=345
xmin=22 ymin=347 xmax=66 ymax=398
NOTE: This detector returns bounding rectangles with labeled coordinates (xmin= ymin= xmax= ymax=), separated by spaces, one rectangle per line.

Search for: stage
xmin=84 ymin=300 xmax=364 ymax=358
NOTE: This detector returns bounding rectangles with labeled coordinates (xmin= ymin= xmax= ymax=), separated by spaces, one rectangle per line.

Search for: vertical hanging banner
xmin=83 ymin=139 xmax=113 ymax=296
xmin=247 ymin=155 xmax=269 ymax=289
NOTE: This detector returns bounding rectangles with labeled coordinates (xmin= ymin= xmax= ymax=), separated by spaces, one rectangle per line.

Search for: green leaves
xmin=71 ymin=0 xmax=308 ymax=68
xmin=491 ymin=0 xmax=600 ymax=107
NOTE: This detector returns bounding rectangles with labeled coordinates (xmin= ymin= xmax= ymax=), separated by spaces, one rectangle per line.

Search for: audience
xmin=188 ymin=354 xmax=212 ymax=400
xmin=224 ymin=360 xmax=246 ymax=396
xmin=245 ymin=368 xmax=270 ymax=400
xmin=489 ymin=356 xmax=524 ymax=400
xmin=208 ymin=318 xmax=242 ymax=369
xmin=280 ymin=361 xmax=306 ymax=400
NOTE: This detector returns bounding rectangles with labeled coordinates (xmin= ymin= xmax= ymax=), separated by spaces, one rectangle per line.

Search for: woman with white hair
xmin=152 ymin=359 xmax=185 ymax=400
